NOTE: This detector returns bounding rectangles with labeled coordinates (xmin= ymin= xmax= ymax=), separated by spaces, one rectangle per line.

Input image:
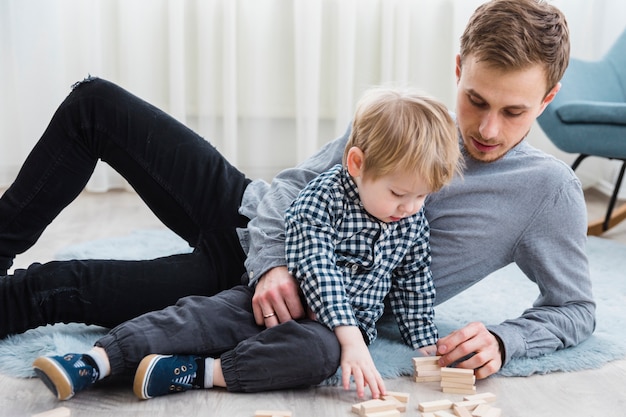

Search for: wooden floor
xmin=2 ymin=188 xmax=626 ymax=417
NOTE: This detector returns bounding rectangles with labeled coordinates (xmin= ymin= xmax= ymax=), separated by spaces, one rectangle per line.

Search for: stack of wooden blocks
xmin=413 ymin=356 xmax=443 ymax=383
xmin=413 ymin=356 xmax=477 ymax=394
xmin=440 ymin=367 xmax=476 ymax=395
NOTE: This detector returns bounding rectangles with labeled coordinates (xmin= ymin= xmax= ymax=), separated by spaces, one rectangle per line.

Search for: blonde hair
xmin=460 ymin=0 xmax=570 ymax=94
xmin=343 ymin=87 xmax=462 ymax=192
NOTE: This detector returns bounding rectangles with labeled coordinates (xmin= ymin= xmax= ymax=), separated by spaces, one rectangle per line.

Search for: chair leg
xmin=571 ymin=154 xmax=589 ymax=171
xmin=587 ymin=160 xmax=626 ymax=236
xmin=602 ymin=161 xmax=626 ymax=231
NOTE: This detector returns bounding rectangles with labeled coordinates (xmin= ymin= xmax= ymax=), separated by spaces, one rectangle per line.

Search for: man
xmin=247 ymin=0 xmax=595 ymax=379
xmin=0 ymin=0 xmax=593 ymax=383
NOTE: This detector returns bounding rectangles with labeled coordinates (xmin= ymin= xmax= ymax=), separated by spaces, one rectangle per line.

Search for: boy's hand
xmin=416 ymin=344 xmax=438 ymax=356
xmin=334 ymin=326 xmax=386 ymax=399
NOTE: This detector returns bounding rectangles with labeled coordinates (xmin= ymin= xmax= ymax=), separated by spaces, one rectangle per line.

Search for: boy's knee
xmin=299 ymin=320 xmax=341 ymax=374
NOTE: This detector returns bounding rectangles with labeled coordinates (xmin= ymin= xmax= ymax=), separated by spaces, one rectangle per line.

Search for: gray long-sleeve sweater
xmin=238 ymin=126 xmax=596 ymax=366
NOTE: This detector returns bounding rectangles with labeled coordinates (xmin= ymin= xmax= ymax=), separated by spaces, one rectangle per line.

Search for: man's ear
xmin=345 ymin=146 xmax=365 ymax=178
xmin=538 ymin=82 xmax=561 ymax=115
xmin=455 ymin=54 xmax=462 ymax=83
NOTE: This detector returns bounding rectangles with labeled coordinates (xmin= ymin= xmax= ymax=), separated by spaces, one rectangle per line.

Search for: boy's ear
xmin=346 ymin=146 xmax=365 ymax=178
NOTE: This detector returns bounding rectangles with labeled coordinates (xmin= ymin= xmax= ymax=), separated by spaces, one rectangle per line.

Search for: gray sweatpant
xmin=96 ymin=285 xmax=341 ymax=392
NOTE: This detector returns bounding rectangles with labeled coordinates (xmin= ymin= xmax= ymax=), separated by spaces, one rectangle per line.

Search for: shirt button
xmin=249 ymin=271 xmax=254 ymax=279
xmin=351 ymin=264 xmax=358 ymax=273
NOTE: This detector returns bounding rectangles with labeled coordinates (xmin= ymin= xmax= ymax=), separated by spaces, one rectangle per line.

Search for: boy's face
xmin=355 ymin=170 xmax=430 ymax=224
xmin=455 ymin=54 xmax=560 ymax=162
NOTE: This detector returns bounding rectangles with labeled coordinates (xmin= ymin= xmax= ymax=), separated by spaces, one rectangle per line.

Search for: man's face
xmin=455 ymin=54 xmax=559 ymax=162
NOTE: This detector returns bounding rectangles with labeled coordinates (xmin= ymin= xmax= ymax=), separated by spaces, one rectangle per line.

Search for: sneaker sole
xmin=32 ymin=356 xmax=74 ymax=400
xmin=133 ymin=354 xmax=166 ymax=400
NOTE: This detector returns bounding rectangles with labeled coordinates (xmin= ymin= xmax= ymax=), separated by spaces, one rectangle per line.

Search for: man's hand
xmin=436 ymin=322 xmax=502 ymax=379
xmin=252 ymin=266 xmax=305 ymax=327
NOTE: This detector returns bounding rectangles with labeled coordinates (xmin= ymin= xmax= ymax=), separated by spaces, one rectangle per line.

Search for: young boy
xmin=32 ymin=87 xmax=462 ymax=401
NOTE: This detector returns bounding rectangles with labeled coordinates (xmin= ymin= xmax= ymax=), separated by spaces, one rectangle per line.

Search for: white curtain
xmin=1 ymin=0 xmax=625 ymax=195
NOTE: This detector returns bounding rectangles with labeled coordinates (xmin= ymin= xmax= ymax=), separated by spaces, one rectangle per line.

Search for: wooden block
xmin=364 ymin=409 xmax=402 ymax=417
xmin=32 ymin=408 xmax=71 ymax=417
xmin=441 ymin=367 xmax=473 ymax=375
xmin=440 ymin=368 xmax=474 ymax=380
xmin=440 ymin=372 xmax=476 ymax=385
xmin=412 ymin=356 xmax=441 ymax=367
xmin=253 ymin=411 xmax=292 ymax=417
xmin=471 ymin=404 xmax=492 ymax=417
xmin=442 ymin=386 xmax=477 ymax=395
xmin=418 ymin=399 xmax=453 ymax=412
xmin=357 ymin=399 xmax=397 ymax=416
xmin=441 ymin=380 xmax=475 ymax=389
xmin=384 ymin=391 xmax=410 ymax=403
xmin=445 ymin=375 xmax=476 ymax=385
xmin=352 ymin=400 xmax=379 ymax=416
xmin=452 ymin=399 xmax=487 ymax=410
xmin=433 ymin=411 xmax=457 ymax=417
xmin=382 ymin=395 xmax=406 ymax=412
xmin=416 ymin=369 xmax=443 ymax=377
xmin=414 ymin=375 xmax=442 ymax=382
xmin=463 ymin=392 xmax=496 ymax=403
xmin=413 ymin=355 xmax=441 ymax=363
xmin=414 ymin=363 xmax=442 ymax=371
xmin=441 ymin=378 xmax=476 ymax=385
xmin=452 ymin=404 xmax=473 ymax=417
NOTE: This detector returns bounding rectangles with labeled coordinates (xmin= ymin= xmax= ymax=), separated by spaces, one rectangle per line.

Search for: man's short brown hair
xmin=460 ymin=0 xmax=570 ymax=94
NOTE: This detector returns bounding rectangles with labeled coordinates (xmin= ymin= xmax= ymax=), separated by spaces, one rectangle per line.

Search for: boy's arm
xmin=283 ymin=172 xmax=386 ymax=398
xmin=283 ymin=171 xmax=357 ymax=329
xmin=334 ymin=325 xmax=386 ymax=399
xmin=389 ymin=216 xmax=438 ymax=350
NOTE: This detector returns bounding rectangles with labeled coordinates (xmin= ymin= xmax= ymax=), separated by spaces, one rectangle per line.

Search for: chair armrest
xmin=556 ymin=101 xmax=626 ymax=125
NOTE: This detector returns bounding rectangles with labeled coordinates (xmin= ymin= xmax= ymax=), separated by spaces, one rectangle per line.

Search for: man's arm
xmin=489 ymin=178 xmax=596 ymax=361
xmin=246 ymin=127 xmax=350 ymax=325
xmin=437 ymin=178 xmax=596 ymax=377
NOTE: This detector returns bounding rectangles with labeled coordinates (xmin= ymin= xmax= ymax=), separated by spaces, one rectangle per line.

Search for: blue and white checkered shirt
xmin=285 ymin=165 xmax=438 ymax=349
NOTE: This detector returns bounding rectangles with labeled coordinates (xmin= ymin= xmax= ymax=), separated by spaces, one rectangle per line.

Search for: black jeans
xmin=0 ymin=77 xmax=251 ymax=337
xmin=98 ymin=286 xmax=341 ymax=392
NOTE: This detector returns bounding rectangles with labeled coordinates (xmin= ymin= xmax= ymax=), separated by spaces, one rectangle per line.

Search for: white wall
xmin=1 ymin=0 xmax=625 ymax=194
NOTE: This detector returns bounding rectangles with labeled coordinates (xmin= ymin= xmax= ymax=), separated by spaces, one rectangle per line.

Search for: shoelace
xmin=73 ymin=358 xmax=99 ymax=383
xmin=172 ymin=372 xmax=197 ymax=387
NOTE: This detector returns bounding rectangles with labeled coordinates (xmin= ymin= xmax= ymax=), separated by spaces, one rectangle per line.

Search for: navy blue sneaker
xmin=134 ymin=354 xmax=201 ymax=400
xmin=32 ymin=354 xmax=99 ymax=400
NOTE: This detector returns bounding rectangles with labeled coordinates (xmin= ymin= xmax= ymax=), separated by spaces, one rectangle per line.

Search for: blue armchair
xmin=537 ymin=28 xmax=626 ymax=236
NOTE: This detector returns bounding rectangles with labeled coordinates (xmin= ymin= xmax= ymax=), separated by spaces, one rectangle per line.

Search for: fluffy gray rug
xmin=1 ymin=230 xmax=624 ymax=379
